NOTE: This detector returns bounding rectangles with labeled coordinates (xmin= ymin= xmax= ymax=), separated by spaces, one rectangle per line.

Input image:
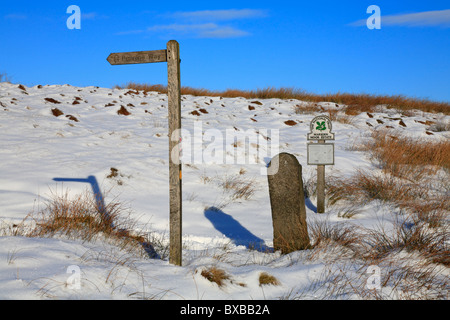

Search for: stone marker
xmin=267 ymin=153 xmax=310 ymax=253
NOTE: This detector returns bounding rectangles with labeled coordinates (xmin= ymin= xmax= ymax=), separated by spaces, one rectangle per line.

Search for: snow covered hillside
xmin=0 ymin=82 xmax=448 ymax=300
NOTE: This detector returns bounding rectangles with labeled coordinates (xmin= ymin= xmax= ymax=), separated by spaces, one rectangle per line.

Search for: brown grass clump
xmin=309 ymin=220 xmax=361 ymax=253
xmin=66 ymin=115 xmax=79 ymax=122
xmin=45 ymin=98 xmax=61 ymax=104
xmin=326 ymin=130 xmax=449 ymax=262
xmin=117 ymin=106 xmax=131 ymax=116
xmin=367 ymin=131 xmax=450 ymax=178
xmin=259 ymin=272 xmax=280 ymax=286
xmin=328 ymin=130 xmax=450 ymax=206
xmin=303 ymin=214 xmax=448 ymax=299
xmin=302 ymin=213 xmax=449 ymax=300
xmin=362 ymin=218 xmax=449 ymax=266
xmin=400 ymin=200 xmax=449 ymax=229
xmin=327 ymin=110 xmax=355 ymax=125
xmin=200 ymin=266 xmax=230 ymax=287
xmin=116 ymin=82 xmax=450 ymax=115
xmin=15 ymin=189 xmax=156 ymax=258
xmin=284 ymin=120 xmax=298 ymax=126
xmin=328 ymin=171 xmax=425 ymax=206
xmin=51 ymin=108 xmax=64 ymax=117
xmin=294 ymin=103 xmax=325 ymax=114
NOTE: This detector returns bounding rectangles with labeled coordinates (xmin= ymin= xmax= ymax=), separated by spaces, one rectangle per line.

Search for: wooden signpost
xmin=107 ymin=40 xmax=182 ymax=266
xmin=307 ymin=115 xmax=335 ymax=214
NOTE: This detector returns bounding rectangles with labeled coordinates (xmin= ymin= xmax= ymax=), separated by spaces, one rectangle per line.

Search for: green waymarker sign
xmin=308 ymin=115 xmax=335 ymax=141
xmin=316 ymin=121 xmax=327 ymax=131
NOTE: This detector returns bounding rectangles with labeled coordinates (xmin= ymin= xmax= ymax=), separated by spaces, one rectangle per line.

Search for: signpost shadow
xmin=305 ymin=197 xmax=317 ymax=213
xmin=53 ymin=176 xmax=159 ymax=259
xmin=53 ymin=176 xmax=110 ymax=225
xmin=204 ymin=207 xmax=272 ymax=252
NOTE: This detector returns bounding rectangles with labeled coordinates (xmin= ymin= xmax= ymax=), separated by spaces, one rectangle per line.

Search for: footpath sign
xmin=108 ymin=41 xmax=182 ymax=266
xmin=107 ymin=50 xmax=168 ymax=65
xmin=307 ymin=115 xmax=335 ymax=213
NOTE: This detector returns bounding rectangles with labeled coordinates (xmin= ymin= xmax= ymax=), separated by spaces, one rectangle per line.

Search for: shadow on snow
xmin=52 ymin=175 xmax=158 ymax=259
xmin=204 ymin=206 xmax=272 ymax=252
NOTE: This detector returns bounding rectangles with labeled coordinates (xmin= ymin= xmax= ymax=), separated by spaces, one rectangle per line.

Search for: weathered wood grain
xmin=167 ymin=40 xmax=182 ymax=266
xmin=316 ymin=140 xmax=325 ymax=214
xmin=107 ymin=50 xmax=167 ymax=65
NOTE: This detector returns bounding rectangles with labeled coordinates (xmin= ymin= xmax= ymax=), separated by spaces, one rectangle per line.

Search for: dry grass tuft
xmin=258 ymin=272 xmax=280 ymax=286
xmin=328 ymin=171 xmax=425 ymax=206
xmin=14 ymin=189 xmax=156 ymax=258
xmin=327 ymin=110 xmax=355 ymax=125
xmin=51 ymin=108 xmax=64 ymax=117
xmin=218 ymin=174 xmax=257 ymax=202
xmin=45 ymin=98 xmax=62 ymax=105
xmin=304 ymin=214 xmax=448 ymax=299
xmin=362 ymin=218 xmax=449 ymax=266
xmin=367 ymin=130 xmax=450 ymax=178
xmin=327 ymin=130 xmax=449 ymax=227
xmin=308 ymin=220 xmax=362 ymax=258
xmin=117 ymin=82 xmax=450 ymax=115
xmin=117 ymin=106 xmax=131 ymax=116
xmin=0 ymin=73 xmax=12 ymax=83
xmin=200 ymin=266 xmax=230 ymax=287
xmin=322 ymin=128 xmax=449 ymax=284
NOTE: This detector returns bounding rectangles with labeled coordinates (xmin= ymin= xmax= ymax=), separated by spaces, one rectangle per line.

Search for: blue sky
xmin=1 ymin=1 xmax=449 ymax=102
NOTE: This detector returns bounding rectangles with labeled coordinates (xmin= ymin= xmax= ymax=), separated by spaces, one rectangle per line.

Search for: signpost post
xmin=307 ymin=115 xmax=335 ymax=214
xmin=107 ymin=41 xmax=182 ymax=266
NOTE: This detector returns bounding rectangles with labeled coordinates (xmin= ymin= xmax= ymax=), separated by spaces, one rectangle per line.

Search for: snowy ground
xmin=0 ymin=82 xmax=448 ymax=300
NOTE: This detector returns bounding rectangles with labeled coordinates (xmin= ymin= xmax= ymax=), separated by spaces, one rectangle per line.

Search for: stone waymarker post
xmin=307 ymin=115 xmax=335 ymax=214
xmin=267 ymin=153 xmax=310 ymax=253
xmin=107 ymin=40 xmax=182 ymax=266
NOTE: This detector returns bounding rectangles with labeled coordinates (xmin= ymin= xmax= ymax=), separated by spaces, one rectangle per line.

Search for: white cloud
xmin=4 ymin=14 xmax=27 ymax=20
xmin=145 ymin=23 xmax=250 ymax=38
xmin=115 ymin=29 xmax=145 ymax=36
xmin=384 ymin=9 xmax=450 ymax=27
xmin=81 ymin=12 xmax=97 ymax=20
xmin=81 ymin=12 xmax=109 ymax=20
xmin=117 ymin=8 xmax=266 ymax=38
xmin=198 ymin=26 xmax=250 ymax=38
xmin=147 ymin=23 xmax=219 ymax=32
xmin=350 ymin=9 xmax=450 ymax=28
xmin=169 ymin=9 xmax=268 ymax=21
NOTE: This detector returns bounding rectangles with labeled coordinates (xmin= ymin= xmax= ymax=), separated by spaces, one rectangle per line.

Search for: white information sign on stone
xmin=307 ymin=143 xmax=335 ymax=165
xmin=307 ymin=115 xmax=335 ymax=141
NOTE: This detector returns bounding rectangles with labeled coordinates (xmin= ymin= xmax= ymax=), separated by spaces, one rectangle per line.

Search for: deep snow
xmin=0 ymin=82 xmax=448 ymax=300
